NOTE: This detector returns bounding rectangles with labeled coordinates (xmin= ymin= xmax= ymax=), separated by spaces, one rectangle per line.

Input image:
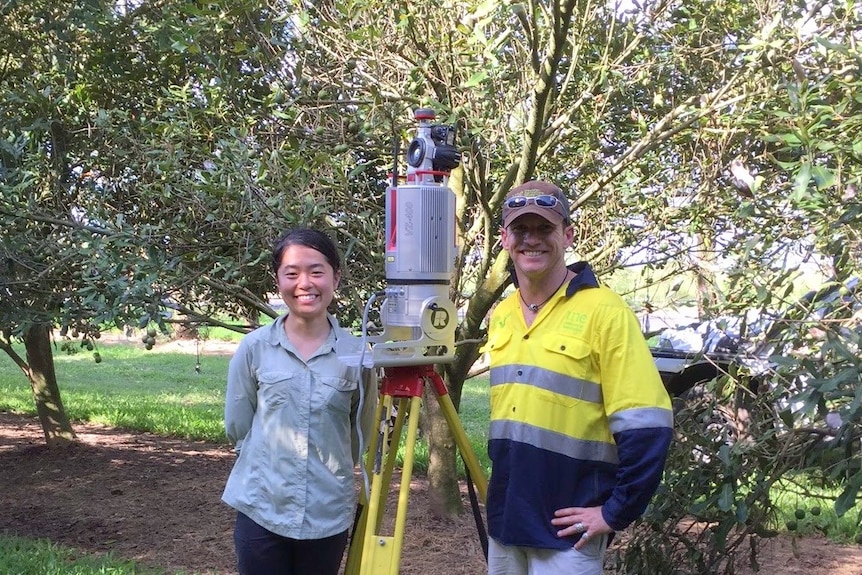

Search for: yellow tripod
xmin=344 ymin=364 xmax=488 ymax=575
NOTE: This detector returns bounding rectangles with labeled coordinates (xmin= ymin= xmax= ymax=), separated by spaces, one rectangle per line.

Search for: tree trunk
xmin=423 ymin=382 xmax=464 ymax=518
xmin=421 ymin=270 xmax=504 ymax=519
xmin=23 ymin=323 xmax=76 ymax=445
xmin=693 ymin=231 xmax=718 ymax=316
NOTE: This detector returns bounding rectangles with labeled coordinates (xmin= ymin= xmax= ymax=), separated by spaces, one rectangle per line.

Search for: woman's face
xmin=275 ymin=244 xmax=341 ymax=321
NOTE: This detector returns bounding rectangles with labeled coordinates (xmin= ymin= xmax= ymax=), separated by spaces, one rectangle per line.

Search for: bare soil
xmin=1 ymin=338 xmax=861 ymax=574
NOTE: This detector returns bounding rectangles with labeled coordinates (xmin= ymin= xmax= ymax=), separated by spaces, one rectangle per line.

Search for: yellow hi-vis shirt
xmin=482 ymin=262 xmax=673 ymax=549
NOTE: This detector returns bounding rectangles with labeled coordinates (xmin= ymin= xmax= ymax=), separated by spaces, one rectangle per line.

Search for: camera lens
xmin=430 ymin=125 xmax=446 ymax=142
xmin=406 ymin=138 xmax=426 ymax=167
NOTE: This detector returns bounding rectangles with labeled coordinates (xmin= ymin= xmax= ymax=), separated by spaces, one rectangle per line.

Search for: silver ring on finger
xmin=573 ymin=522 xmax=586 ymax=533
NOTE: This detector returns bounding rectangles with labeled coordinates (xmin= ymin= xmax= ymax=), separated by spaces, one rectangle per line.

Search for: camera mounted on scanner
xmin=405 ymin=113 xmax=460 ymax=176
xmin=342 ymin=108 xmax=460 ymax=368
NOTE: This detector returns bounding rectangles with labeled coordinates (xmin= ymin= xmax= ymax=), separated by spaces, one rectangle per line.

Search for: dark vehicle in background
xmin=650 ymin=277 xmax=861 ymax=399
xmin=650 ymin=276 xmax=862 ymax=487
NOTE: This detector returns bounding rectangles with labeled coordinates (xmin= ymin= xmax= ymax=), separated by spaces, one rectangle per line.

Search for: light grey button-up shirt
xmin=222 ymin=313 xmax=376 ymax=539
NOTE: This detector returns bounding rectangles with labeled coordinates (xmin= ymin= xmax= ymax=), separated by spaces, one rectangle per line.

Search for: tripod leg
xmin=357 ymin=394 xmax=422 ymax=575
xmin=390 ymin=395 xmax=421 ymax=556
xmin=366 ymin=396 xmax=410 ymax=538
xmin=345 ymin=394 xmax=388 ymax=575
xmin=377 ymin=397 xmax=409 ymax=529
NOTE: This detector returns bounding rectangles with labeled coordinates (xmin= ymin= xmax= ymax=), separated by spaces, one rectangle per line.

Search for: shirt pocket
xmin=542 ymin=335 xmax=592 ymax=369
xmin=480 ymin=330 xmax=512 ymax=357
xmin=538 ymin=336 xmax=596 ymax=406
xmin=314 ymin=375 xmax=358 ymax=415
xmin=257 ymin=370 xmax=302 ymax=408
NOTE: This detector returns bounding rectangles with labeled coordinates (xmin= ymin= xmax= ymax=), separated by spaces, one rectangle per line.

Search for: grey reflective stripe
xmin=609 ymin=407 xmax=674 ymax=434
xmin=489 ymin=364 xmax=603 ymax=404
xmin=489 ymin=420 xmax=619 ymax=465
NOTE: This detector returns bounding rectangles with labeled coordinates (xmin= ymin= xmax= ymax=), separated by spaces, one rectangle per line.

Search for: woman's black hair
xmin=271 ymin=228 xmax=342 ymax=274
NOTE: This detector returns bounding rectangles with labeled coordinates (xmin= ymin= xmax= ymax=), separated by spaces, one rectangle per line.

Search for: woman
xmin=222 ymin=228 xmax=376 ymax=575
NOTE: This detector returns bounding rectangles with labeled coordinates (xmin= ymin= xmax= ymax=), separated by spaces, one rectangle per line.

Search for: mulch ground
xmin=0 ymin=411 xmax=486 ymax=574
xmin=2 ymin=410 xmax=861 ymax=575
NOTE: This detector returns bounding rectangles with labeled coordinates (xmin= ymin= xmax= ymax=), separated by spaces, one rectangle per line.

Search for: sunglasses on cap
xmin=504 ymin=195 xmax=561 ymax=209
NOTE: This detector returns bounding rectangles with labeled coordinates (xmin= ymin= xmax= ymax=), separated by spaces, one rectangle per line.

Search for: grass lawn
xmin=0 ymin=536 xmax=166 ymax=575
xmin=0 ymin=342 xmax=230 ymax=442
xmin=0 ymin=339 xmax=492 ymax=468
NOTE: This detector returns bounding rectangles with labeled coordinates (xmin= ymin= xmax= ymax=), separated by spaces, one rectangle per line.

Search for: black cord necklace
xmin=519 ymin=272 xmax=569 ymax=313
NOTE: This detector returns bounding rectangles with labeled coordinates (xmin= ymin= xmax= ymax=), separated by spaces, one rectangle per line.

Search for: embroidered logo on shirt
xmin=560 ymin=310 xmax=587 ymax=335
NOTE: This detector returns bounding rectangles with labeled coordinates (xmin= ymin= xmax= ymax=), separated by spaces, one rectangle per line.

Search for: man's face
xmin=501 ymin=213 xmax=573 ymax=279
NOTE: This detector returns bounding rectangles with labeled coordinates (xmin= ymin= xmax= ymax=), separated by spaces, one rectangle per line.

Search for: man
xmin=482 ymin=180 xmax=673 ymax=574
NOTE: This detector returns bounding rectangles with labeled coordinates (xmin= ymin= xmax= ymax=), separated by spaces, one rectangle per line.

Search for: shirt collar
xmin=564 ymin=261 xmax=599 ymax=296
xmin=268 ymin=313 xmax=341 ymax=352
xmin=509 ymin=261 xmax=599 ymax=297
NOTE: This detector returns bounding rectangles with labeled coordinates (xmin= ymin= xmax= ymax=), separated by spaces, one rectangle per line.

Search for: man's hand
xmin=551 ymin=506 xmax=613 ymax=551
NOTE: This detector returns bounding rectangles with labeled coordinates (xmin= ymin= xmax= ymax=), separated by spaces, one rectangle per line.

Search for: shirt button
xmin=517 ymin=370 xmax=523 ymax=376
xmin=523 ymin=334 xmax=529 ymax=340
xmin=560 ymin=345 xmax=566 ymax=351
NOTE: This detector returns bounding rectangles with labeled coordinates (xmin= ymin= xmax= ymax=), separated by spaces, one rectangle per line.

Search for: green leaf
xmin=835 ymin=473 xmax=862 ymax=517
xmin=735 ymin=500 xmax=749 ymax=523
xmin=814 ymin=36 xmax=851 ymax=55
xmin=718 ymin=443 xmax=731 ymax=466
xmin=738 ymin=201 xmax=755 ymax=218
xmin=811 ymin=166 xmax=835 ymax=190
xmin=718 ymin=482 xmax=733 ymax=512
xmin=792 ymin=161 xmax=812 ymax=201
xmin=713 ymin=517 xmax=735 ymax=551
xmin=461 ymin=72 xmax=488 ymax=88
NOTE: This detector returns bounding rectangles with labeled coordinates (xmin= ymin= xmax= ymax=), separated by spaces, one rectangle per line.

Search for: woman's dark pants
xmin=234 ymin=512 xmax=349 ymax=575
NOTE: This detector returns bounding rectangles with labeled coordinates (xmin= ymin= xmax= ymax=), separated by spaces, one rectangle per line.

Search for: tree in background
xmin=265 ymin=0 xmax=862 ymax=570
xmin=0 ymin=0 xmax=385 ymax=442
xmin=2 ymin=0 xmax=860 ymax=571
